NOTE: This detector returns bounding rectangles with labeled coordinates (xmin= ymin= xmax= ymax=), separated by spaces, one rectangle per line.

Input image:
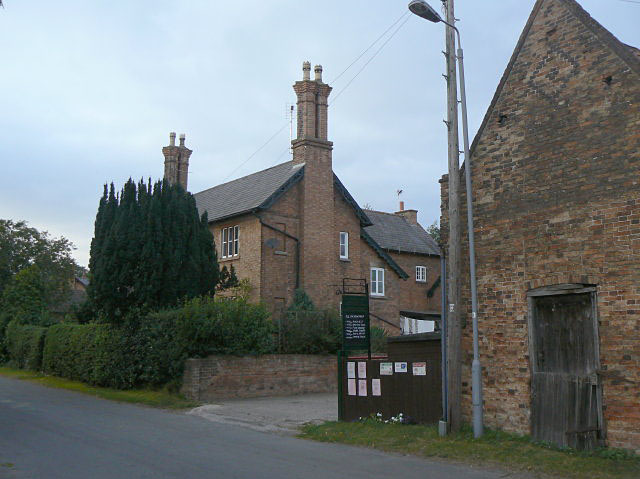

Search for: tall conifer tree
xmin=88 ymin=179 xmax=219 ymax=321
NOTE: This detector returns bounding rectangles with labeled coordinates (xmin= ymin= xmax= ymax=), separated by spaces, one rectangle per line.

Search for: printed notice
xmin=380 ymin=362 xmax=393 ymax=375
xmin=343 ymin=313 xmax=368 ymax=341
xmin=395 ymin=362 xmax=408 ymax=373
xmin=412 ymin=362 xmax=427 ymax=376
xmin=358 ymin=379 xmax=367 ymax=396
xmin=347 ymin=362 xmax=356 ymax=379
xmin=347 ymin=378 xmax=356 ymax=396
xmin=358 ymin=362 xmax=367 ymax=379
xmin=372 ymin=378 xmax=381 ymax=396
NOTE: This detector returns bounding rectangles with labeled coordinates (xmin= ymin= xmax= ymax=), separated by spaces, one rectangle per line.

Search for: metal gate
xmin=527 ymin=285 xmax=604 ymax=450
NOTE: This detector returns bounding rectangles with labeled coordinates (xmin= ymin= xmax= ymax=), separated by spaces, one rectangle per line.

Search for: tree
xmin=0 ymin=219 xmax=77 ymax=309
xmin=88 ymin=179 xmax=219 ymax=321
xmin=1 ymin=264 xmax=48 ymax=325
xmin=426 ymin=220 xmax=441 ymax=246
xmin=218 ymin=265 xmax=239 ymax=291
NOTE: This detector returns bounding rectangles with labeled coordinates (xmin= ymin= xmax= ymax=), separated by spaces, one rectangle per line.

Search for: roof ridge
xmin=194 ymin=160 xmax=295 ymax=197
xmin=364 ymin=209 xmax=404 ymax=217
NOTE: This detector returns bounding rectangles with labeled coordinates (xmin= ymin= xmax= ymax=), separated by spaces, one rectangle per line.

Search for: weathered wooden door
xmin=528 ymin=286 xmax=603 ymax=450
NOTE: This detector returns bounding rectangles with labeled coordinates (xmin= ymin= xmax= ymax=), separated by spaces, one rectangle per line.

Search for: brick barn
xmin=163 ymin=62 xmax=441 ymax=333
xmin=440 ymin=0 xmax=640 ymax=451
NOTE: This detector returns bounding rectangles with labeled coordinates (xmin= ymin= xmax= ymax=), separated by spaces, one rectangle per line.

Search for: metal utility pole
xmin=444 ymin=0 xmax=462 ymax=433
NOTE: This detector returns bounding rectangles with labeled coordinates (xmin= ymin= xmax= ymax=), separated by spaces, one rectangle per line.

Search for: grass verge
xmin=299 ymin=420 xmax=640 ymax=479
xmin=0 ymin=366 xmax=199 ymax=409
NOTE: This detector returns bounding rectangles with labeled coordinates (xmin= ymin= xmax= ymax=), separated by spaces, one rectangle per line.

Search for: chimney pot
xmin=302 ymin=61 xmax=311 ymax=81
xmin=179 ymin=133 xmax=185 ymax=147
xmin=399 ymin=200 xmax=405 ymax=211
xmin=314 ymin=64 xmax=323 ymax=82
xmin=169 ymin=132 xmax=176 ymax=146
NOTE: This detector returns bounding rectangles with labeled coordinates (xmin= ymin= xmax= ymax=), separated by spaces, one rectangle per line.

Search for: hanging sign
xmin=341 ymin=294 xmax=370 ymax=351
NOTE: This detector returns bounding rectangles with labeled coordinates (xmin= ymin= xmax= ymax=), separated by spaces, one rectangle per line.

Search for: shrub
xmin=5 ymin=320 xmax=47 ymax=370
xmin=277 ymin=310 xmax=342 ymax=354
xmin=42 ymin=297 xmax=275 ymax=389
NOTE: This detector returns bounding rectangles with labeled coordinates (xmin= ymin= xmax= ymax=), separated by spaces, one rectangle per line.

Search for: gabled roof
xmin=194 ymin=160 xmax=373 ymax=227
xmin=363 ymin=210 xmax=441 ymax=256
xmin=194 ymin=161 xmax=304 ymax=223
xmin=468 ymin=0 xmax=640 ymax=159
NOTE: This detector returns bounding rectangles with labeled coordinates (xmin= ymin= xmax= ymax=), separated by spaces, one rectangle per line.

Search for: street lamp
xmin=408 ymin=0 xmax=483 ymax=438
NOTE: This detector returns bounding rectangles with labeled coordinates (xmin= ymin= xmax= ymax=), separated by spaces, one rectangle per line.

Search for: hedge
xmin=5 ymin=320 xmax=47 ymax=370
xmin=42 ymin=297 xmax=275 ymax=389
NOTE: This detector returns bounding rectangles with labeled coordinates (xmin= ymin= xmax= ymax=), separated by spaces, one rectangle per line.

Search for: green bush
xmin=5 ymin=320 xmax=47 ymax=370
xmin=42 ymin=297 xmax=275 ymax=389
xmin=277 ymin=310 xmax=342 ymax=354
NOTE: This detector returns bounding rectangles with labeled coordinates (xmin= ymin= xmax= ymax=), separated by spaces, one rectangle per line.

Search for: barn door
xmin=528 ymin=287 xmax=603 ymax=450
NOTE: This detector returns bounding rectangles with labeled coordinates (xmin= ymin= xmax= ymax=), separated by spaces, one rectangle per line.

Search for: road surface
xmin=0 ymin=376 xmax=511 ymax=479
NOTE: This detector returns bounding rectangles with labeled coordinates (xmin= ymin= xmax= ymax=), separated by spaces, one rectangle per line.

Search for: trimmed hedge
xmin=42 ymin=297 xmax=275 ymax=389
xmin=5 ymin=320 xmax=47 ymax=370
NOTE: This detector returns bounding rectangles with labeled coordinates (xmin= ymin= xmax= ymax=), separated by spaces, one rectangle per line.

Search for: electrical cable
xmin=221 ymin=122 xmax=289 ymax=182
xmin=329 ymin=11 xmax=411 ymax=85
xmin=330 ymin=14 xmax=411 ymax=105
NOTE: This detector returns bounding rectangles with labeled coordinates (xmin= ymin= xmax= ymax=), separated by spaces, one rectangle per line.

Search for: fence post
xmin=337 ymin=349 xmax=344 ymax=421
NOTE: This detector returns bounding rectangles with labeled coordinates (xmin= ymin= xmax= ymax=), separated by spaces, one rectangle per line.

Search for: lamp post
xmin=408 ymin=0 xmax=483 ymax=438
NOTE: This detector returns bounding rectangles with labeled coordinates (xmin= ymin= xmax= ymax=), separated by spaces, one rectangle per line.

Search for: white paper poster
xmin=395 ymin=362 xmax=408 ymax=373
xmin=358 ymin=361 xmax=367 ymax=379
xmin=347 ymin=378 xmax=356 ymax=396
xmin=412 ymin=362 xmax=427 ymax=376
xmin=358 ymin=379 xmax=367 ymax=396
xmin=372 ymin=378 xmax=381 ymax=396
xmin=380 ymin=362 xmax=393 ymax=375
xmin=347 ymin=362 xmax=356 ymax=379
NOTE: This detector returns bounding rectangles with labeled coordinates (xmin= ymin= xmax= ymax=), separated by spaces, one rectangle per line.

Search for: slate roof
xmin=194 ymin=161 xmax=304 ymax=222
xmin=363 ymin=210 xmax=441 ymax=256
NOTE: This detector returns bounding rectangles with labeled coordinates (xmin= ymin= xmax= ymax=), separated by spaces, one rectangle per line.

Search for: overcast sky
xmin=1 ymin=0 xmax=637 ymax=267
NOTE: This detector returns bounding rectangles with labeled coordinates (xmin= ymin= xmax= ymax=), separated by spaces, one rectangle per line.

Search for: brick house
xmin=440 ymin=0 xmax=640 ymax=451
xmin=163 ymin=62 xmax=441 ymax=333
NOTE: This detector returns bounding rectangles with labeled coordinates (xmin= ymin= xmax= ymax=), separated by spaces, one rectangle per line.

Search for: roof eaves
xmin=361 ymin=228 xmax=409 ymax=279
xmin=334 ymin=175 xmax=373 ymax=227
xmin=258 ymin=164 xmax=305 ymax=211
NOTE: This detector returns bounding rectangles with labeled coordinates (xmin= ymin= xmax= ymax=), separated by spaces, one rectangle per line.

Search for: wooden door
xmin=528 ymin=288 xmax=603 ymax=450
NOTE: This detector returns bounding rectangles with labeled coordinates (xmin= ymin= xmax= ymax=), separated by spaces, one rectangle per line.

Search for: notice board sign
xmin=341 ymin=294 xmax=370 ymax=351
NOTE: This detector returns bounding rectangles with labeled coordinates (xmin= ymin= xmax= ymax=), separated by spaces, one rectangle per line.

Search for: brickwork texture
xmin=440 ymin=0 xmax=640 ymax=451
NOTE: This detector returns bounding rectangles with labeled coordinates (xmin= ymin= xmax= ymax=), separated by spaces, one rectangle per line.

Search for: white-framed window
xmin=370 ymin=267 xmax=385 ymax=296
xmin=221 ymin=225 xmax=239 ymax=258
xmin=339 ymin=232 xmax=349 ymax=259
xmin=416 ymin=265 xmax=427 ymax=283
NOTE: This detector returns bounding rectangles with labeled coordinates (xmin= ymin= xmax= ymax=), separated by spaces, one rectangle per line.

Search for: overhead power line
xmin=331 ymin=14 xmax=411 ymax=105
xmin=222 ymin=122 xmax=289 ymax=182
xmin=329 ymin=11 xmax=411 ymax=85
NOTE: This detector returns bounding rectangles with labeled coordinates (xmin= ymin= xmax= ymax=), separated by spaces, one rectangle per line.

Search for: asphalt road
xmin=0 ymin=377 xmax=509 ymax=479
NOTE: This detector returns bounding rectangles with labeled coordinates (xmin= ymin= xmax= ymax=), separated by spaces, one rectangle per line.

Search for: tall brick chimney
xmin=162 ymin=132 xmax=192 ymax=190
xmin=292 ymin=61 xmax=334 ymax=306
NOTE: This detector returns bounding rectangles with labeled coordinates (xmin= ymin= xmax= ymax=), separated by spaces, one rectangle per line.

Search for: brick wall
xmin=440 ymin=0 xmax=640 ymax=451
xmin=181 ymin=354 xmax=337 ymax=401
xmin=210 ymin=214 xmax=262 ymax=303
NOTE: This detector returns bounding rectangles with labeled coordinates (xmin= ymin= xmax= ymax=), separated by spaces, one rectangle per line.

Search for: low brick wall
xmin=181 ymin=354 xmax=337 ymax=402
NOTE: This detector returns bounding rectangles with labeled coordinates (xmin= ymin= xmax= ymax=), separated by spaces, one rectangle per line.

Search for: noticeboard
xmin=341 ymin=294 xmax=370 ymax=351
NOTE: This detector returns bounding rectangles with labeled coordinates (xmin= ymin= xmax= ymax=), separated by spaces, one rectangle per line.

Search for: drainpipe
xmin=254 ymin=212 xmax=300 ymax=289
xmin=439 ymin=253 xmax=448 ymax=436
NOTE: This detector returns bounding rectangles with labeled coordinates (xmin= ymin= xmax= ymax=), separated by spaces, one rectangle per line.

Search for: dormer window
xmin=340 ymin=232 xmax=349 ymax=259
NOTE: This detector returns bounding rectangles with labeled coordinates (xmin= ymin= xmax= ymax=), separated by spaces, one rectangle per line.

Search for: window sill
xmin=370 ymin=295 xmax=387 ymax=300
xmin=275 ymin=251 xmax=288 ymax=256
xmin=339 ymin=257 xmax=350 ymax=262
xmin=220 ymin=256 xmax=240 ymax=262
xmin=416 ymin=280 xmax=427 ymax=283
